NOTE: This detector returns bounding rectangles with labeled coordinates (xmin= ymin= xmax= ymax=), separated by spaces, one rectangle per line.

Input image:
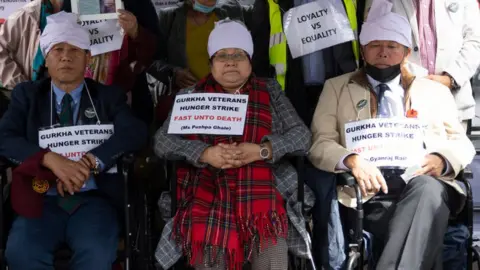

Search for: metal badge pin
xmin=448 ymin=2 xmax=459 ymax=13
xmin=356 ymin=99 xmax=368 ymax=109
xmin=84 ymin=107 xmax=96 ymax=119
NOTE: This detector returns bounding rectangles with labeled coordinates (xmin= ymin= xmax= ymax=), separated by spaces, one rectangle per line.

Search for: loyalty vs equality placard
xmin=283 ymin=0 xmax=355 ymax=58
xmin=345 ymin=118 xmax=427 ymax=168
xmin=168 ymin=93 xmax=248 ymax=135
xmin=80 ymin=19 xmax=123 ymax=56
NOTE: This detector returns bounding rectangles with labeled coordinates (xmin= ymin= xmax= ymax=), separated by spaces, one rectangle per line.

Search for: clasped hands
xmin=42 ymin=152 xmax=98 ymax=196
xmin=200 ymin=142 xmax=268 ymax=169
xmin=345 ymin=153 xmax=446 ymax=197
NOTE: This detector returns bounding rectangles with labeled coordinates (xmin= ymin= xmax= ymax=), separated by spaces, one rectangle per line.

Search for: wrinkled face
xmin=362 ymin=40 xmax=410 ymax=67
xmin=45 ymin=43 xmax=90 ymax=84
xmin=210 ymin=48 xmax=252 ymax=91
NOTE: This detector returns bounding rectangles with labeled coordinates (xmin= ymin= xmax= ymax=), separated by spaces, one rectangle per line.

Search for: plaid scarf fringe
xmin=173 ymin=211 xmax=289 ymax=270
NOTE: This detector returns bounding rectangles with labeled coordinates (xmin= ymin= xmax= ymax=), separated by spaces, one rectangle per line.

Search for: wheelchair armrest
xmin=166 ymin=154 xmax=186 ymax=162
xmin=457 ymin=166 xmax=473 ymax=181
xmin=285 ymin=150 xmax=308 ymax=158
xmin=337 ymin=172 xmax=357 ymax=187
xmin=121 ymin=153 xmax=136 ymax=167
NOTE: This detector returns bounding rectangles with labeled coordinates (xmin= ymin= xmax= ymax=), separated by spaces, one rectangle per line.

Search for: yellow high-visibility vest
xmin=268 ymin=0 xmax=287 ymax=90
xmin=268 ymin=0 xmax=360 ymax=91
xmin=343 ymin=0 xmax=360 ymax=67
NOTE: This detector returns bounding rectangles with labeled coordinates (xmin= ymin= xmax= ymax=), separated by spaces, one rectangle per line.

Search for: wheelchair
xmin=150 ymin=150 xmax=314 ymax=270
xmin=0 ymin=153 xmax=151 ymax=270
xmin=337 ymin=167 xmax=476 ymax=270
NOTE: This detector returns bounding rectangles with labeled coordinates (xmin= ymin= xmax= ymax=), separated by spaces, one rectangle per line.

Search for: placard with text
xmin=283 ymin=0 xmax=355 ymax=58
xmin=80 ymin=19 xmax=123 ymax=56
xmin=0 ymin=0 xmax=29 ymax=23
xmin=345 ymin=118 xmax=427 ymax=168
xmin=38 ymin=125 xmax=117 ymax=174
xmin=168 ymin=93 xmax=248 ymax=135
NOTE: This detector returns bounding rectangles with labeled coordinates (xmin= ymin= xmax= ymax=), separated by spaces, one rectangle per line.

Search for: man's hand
xmin=220 ymin=143 xmax=264 ymax=169
xmin=344 ymin=154 xmax=388 ymax=197
xmin=426 ymin=75 xmax=452 ymax=89
xmin=42 ymin=152 xmax=90 ymax=195
xmin=118 ymin=9 xmax=139 ymax=39
xmin=175 ymin=69 xmax=197 ymax=89
xmin=78 ymin=153 xmax=97 ymax=170
xmin=414 ymin=154 xmax=446 ymax=177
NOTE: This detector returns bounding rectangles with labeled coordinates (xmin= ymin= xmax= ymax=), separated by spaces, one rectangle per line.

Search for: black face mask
xmin=365 ymin=63 xmax=401 ymax=83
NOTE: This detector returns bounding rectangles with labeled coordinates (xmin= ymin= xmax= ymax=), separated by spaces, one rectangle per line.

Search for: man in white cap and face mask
xmin=308 ymin=0 xmax=475 ymax=268
xmin=0 ymin=11 xmax=146 ymax=270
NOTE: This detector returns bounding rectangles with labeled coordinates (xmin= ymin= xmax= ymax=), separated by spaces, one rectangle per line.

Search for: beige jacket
xmin=308 ymin=68 xmax=476 ymax=210
xmin=0 ymin=0 xmax=42 ymax=95
xmin=364 ymin=0 xmax=480 ymax=121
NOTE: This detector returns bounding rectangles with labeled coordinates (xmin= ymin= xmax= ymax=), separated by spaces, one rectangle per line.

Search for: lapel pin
xmin=84 ymin=107 xmax=96 ymax=119
xmin=448 ymin=3 xmax=459 ymax=12
xmin=356 ymin=99 xmax=368 ymax=110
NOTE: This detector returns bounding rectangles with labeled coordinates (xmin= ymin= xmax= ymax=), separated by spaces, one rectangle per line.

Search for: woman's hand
xmin=219 ymin=143 xmax=262 ymax=169
xmin=199 ymin=145 xmax=233 ymax=169
xmin=118 ymin=9 xmax=139 ymax=39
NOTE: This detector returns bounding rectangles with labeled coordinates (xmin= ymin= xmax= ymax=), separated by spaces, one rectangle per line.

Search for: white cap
xmin=40 ymin=11 xmax=90 ymax=56
xmin=207 ymin=19 xmax=253 ymax=58
xmin=359 ymin=0 xmax=412 ymax=48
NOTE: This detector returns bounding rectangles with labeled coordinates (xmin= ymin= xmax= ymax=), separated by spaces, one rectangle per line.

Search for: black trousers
xmin=359 ymin=175 xmax=460 ymax=270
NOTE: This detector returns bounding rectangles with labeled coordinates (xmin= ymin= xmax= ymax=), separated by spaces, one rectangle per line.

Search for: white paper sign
xmin=168 ymin=93 xmax=249 ymax=135
xmin=71 ymin=0 xmax=123 ymax=20
xmin=0 ymin=0 xmax=29 ymax=23
xmin=283 ymin=0 xmax=355 ymax=58
xmin=38 ymin=125 xmax=117 ymax=174
xmin=151 ymin=0 xmax=180 ymax=11
xmin=345 ymin=118 xmax=426 ymax=168
xmin=80 ymin=19 xmax=123 ymax=56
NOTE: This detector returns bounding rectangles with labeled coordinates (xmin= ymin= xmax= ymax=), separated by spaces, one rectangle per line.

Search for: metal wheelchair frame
xmin=154 ymin=150 xmax=312 ymax=270
xmin=0 ymin=153 xmax=142 ymax=270
xmin=337 ymin=168 xmax=475 ymax=270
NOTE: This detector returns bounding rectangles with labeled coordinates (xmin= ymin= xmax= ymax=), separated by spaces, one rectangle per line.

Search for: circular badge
xmin=32 ymin=178 xmax=49 ymax=194
xmin=356 ymin=99 xmax=368 ymax=109
xmin=448 ymin=3 xmax=459 ymax=12
xmin=84 ymin=108 xmax=96 ymax=119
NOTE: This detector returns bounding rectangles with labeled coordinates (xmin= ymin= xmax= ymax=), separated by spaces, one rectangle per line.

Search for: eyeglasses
xmin=213 ymin=52 xmax=249 ymax=62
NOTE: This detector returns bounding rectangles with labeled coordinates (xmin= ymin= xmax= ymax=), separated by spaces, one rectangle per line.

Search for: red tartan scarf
xmin=173 ymin=75 xmax=288 ymax=270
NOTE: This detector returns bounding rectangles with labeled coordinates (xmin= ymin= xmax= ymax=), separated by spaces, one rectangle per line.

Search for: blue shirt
xmin=46 ymin=82 xmax=102 ymax=195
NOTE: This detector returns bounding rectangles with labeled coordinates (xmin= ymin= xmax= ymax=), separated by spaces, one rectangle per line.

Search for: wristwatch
xmin=259 ymin=143 xmax=270 ymax=160
xmin=91 ymin=155 xmax=100 ymax=175
xmin=443 ymin=72 xmax=460 ymax=91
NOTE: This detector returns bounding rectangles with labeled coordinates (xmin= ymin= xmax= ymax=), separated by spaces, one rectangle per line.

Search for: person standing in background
xmin=146 ymin=0 xmax=251 ymax=125
xmin=365 ymin=0 xmax=480 ymax=130
xmin=0 ymin=0 xmax=158 ymax=98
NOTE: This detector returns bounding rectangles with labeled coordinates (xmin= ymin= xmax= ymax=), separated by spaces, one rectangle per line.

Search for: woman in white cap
xmin=153 ymin=19 xmax=314 ymax=270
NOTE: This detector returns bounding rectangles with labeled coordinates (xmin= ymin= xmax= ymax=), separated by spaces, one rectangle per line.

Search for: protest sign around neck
xmin=80 ymin=19 xmax=123 ymax=56
xmin=344 ymin=118 xmax=426 ymax=168
xmin=283 ymin=0 xmax=355 ymax=58
xmin=168 ymin=93 xmax=249 ymax=135
xmin=39 ymin=125 xmax=117 ymax=174
xmin=0 ymin=0 xmax=29 ymax=23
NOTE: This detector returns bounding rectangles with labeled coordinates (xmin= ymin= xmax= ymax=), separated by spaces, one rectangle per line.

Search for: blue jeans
xmin=5 ymin=194 xmax=119 ymax=270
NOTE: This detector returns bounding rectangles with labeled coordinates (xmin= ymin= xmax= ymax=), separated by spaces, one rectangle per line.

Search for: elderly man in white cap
xmin=153 ymin=19 xmax=314 ymax=270
xmin=308 ymin=0 xmax=475 ymax=268
xmin=0 ymin=11 xmax=146 ymax=270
